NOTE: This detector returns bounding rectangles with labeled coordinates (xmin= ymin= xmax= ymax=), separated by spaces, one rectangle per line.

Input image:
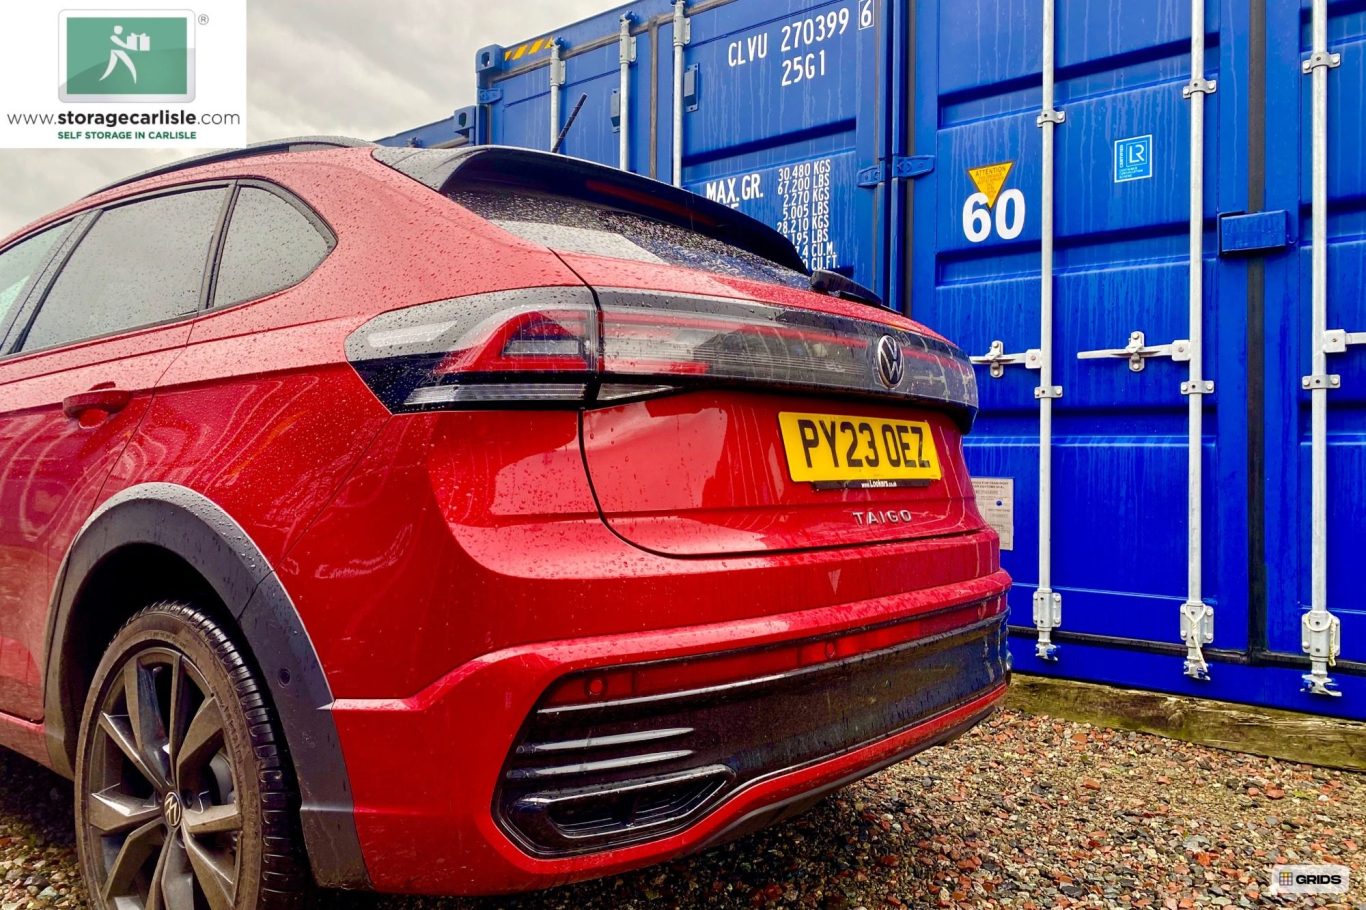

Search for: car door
xmin=0 ymin=220 xmax=82 ymax=719
xmin=0 ymin=184 xmax=228 ymax=720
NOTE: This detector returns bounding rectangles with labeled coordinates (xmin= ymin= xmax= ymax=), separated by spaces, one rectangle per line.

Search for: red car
xmin=0 ymin=138 xmax=1009 ymax=907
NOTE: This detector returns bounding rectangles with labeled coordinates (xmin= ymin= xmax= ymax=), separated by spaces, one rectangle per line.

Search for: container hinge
xmin=610 ymin=91 xmax=622 ymax=131
xmin=1032 ymin=590 xmax=1062 ymax=661
xmin=1180 ymin=602 xmax=1215 ymax=681
xmin=893 ymin=155 xmax=935 ymax=179
xmin=970 ymin=340 xmax=1041 ymax=379
xmin=1077 ymin=331 xmax=1192 ymax=372
xmin=478 ymin=88 xmax=503 ymax=104
xmin=858 ymin=156 xmax=935 ymax=188
xmin=1182 ymin=77 xmax=1218 ymax=98
xmin=1219 ymin=210 xmax=1292 ymax=255
xmin=856 ymin=164 xmax=886 ymax=188
xmin=1301 ymin=611 xmax=1343 ymax=697
xmin=1302 ymin=50 xmax=1342 ymax=74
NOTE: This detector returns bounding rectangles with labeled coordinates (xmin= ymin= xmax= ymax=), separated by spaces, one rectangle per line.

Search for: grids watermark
xmin=1270 ymin=864 xmax=1351 ymax=897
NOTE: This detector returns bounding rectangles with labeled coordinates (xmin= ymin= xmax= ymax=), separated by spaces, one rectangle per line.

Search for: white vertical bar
xmin=549 ymin=41 xmax=564 ymax=149
xmin=1180 ymin=0 xmax=1215 ymax=680
xmin=672 ymin=0 xmax=689 ymax=187
xmin=1302 ymin=0 xmax=1342 ymax=696
xmin=1032 ymin=0 xmax=1063 ymax=660
xmin=619 ymin=15 xmax=633 ymax=171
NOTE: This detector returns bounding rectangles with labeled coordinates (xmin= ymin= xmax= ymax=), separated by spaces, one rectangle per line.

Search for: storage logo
xmin=1269 ymin=864 xmax=1350 ymax=896
xmin=0 ymin=0 xmax=244 ymax=149
xmin=60 ymin=12 xmax=195 ymax=102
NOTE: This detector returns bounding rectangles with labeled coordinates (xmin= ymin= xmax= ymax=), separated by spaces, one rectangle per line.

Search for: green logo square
xmin=60 ymin=12 xmax=194 ymax=102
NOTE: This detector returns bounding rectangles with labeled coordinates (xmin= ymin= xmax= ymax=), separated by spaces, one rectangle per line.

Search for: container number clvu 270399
xmin=726 ymin=2 xmax=876 ymax=89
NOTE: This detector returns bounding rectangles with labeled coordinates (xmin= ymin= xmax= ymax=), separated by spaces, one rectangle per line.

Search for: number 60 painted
xmin=961 ymin=189 xmax=1026 ymax=243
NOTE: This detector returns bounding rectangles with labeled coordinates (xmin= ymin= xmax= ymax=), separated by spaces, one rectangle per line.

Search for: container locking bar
xmin=966 ymin=0 xmax=1065 ymax=662
xmin=548 ymin=41 xmax=566 ymax=149
xmin=1075 ymin=0 xmax=1220 ymax=685
xmin=671 ymin=0 xmax=691 ymax=188
xmin=1178 ymin=0 xmax=1215 ymax=681
xmin=1300 ymin=0 xmax=1350 ymax=697
xmin=617 ymin=14 xmax=636 ymax=170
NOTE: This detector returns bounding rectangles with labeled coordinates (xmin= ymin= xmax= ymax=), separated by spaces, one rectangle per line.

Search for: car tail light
xmin=346 ymin=287 xmax=977 ymax=421
xmin=345 ymin=288 xmax=598 ymax=410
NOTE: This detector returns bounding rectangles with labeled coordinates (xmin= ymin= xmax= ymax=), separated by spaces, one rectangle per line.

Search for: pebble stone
xmin=0 ymin=710 xmax=1361 ymax=909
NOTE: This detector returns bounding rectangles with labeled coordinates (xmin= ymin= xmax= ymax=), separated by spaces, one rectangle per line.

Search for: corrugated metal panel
xmin=470 ymin=0 xmax=893 ymax=294
xmin=386 ymin=0 xmax=1366 ymax=719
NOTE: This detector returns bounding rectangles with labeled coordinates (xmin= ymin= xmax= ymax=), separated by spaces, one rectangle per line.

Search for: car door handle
xmin=62 ymin=388 xmax=132 ymax=420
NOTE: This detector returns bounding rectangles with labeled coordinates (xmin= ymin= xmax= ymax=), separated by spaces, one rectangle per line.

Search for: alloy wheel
xmin=84 ymin=646 xmax=242 ymax=910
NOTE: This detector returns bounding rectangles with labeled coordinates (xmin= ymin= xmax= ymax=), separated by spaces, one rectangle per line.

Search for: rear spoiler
xmin=372 ymin=146 xmax=809 ymax=276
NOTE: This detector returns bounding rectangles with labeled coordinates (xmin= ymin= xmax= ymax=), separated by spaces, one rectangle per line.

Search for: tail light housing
xmin=345 ymin=287 xmax=978 ymax=424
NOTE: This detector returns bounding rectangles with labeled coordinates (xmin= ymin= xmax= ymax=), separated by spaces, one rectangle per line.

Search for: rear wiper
xmin=810 ymin=269 xmax=884 ymax=308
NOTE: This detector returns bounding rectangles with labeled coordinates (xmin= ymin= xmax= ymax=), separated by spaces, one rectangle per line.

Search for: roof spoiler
xmin=372 ymin=146 xmax=809 ymax=276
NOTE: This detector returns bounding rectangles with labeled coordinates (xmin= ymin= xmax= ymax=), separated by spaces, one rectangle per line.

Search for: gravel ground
xmin=1 ymin=709 xmax=1361 ymax=909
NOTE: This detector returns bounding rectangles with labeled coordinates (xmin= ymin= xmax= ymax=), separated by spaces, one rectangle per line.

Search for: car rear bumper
xmin=328 ymin=567 xmax=1010 ymax=895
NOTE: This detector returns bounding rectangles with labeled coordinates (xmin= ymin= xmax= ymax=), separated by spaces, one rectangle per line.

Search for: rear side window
xmin=21 ymin=188 xmax=226 ymax=352
xmin=213 ymin=187 xmax=331 ymax=308
xmin=0 ymin=224 xmax=69 ymax=331
xmin=449 ymin=188 xmax=810 ymax=290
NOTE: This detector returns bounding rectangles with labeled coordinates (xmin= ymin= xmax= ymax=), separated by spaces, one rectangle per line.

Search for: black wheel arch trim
xmin=43 ymin=482 xmax=370 ymax=889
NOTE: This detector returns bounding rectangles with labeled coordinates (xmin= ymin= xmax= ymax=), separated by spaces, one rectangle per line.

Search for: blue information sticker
xmin=1114 ymin=134 xmax=1153 ymax=183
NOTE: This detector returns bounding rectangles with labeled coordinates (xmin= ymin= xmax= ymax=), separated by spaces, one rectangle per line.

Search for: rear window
xmin=448 ymin=188 xmax=810 ymax=290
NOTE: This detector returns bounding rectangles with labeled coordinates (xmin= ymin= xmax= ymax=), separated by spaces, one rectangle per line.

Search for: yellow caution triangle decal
xmin=968 ymin=161 xmax=1015 ymax=208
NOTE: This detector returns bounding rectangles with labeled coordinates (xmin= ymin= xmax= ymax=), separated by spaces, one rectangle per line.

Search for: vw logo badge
xmin=163 ymin=792 xmax=183 ymax=829
xmin=876 ymin=335 xmax=904 ymax=389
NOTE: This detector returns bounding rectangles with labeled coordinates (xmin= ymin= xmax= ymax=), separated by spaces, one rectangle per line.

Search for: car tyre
xmin=75 ymin=601 xmax=311 ymax=909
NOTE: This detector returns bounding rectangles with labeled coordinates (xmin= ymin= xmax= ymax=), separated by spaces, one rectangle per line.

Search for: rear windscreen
xmin=448 ymin=188 xmax=810 ymax=290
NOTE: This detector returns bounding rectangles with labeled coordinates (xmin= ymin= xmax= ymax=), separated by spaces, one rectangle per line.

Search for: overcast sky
xmin=0 ymin=0 xmax=609 ymax=236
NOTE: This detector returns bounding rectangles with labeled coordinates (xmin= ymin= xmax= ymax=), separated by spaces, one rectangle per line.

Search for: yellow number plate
xmin=778 ymin=412 xmax=942 ymax=485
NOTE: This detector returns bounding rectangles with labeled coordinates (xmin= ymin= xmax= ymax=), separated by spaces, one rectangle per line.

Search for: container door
xmin=674 ymin=0 xmax=891 ymax=294
xmin=1263 ymin=0 xmax=1366 ymax=666
xmin=906 ymin=1 xmax=1255 ymax=664
xmin=476 ymin=0 xmax=894 ymax=294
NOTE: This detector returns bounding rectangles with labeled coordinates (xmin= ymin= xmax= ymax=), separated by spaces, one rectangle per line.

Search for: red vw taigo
xmin=0 ymin=138 xmax=1010 ymax=907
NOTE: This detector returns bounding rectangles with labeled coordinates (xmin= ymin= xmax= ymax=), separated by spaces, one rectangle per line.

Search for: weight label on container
xmin=1114 ymin=134 xmax=1153 ymax=183
xmin=776 ymin=157 xmax=838 ymax=271
xmin=972 ymin=477 xmax=1014 ymax=551
xmin=962 ymin=161 xmax=1025 ymax=243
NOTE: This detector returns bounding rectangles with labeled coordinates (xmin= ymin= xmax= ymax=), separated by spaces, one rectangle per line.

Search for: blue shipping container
xmin=380 ymin=0 xmax=1366 ymax=721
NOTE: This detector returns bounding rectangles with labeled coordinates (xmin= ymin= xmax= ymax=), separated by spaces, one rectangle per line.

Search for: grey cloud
xmin=0 ymin=0 xmax=608 ymax=237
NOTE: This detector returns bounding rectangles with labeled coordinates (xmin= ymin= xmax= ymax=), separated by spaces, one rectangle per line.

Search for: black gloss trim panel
xmin=44 ymin=484 xmax=369 ymax=889
xmin=496 ymin=613 xmax=1009 ymax=857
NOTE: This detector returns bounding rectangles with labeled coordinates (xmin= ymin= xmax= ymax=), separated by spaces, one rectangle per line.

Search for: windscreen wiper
xmin=810 ymin=269 xmax=884 ymax=308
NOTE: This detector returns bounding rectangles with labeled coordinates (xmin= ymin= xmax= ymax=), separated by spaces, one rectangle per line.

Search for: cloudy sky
xmin=0 ymin=0 xmax=608 ymax=236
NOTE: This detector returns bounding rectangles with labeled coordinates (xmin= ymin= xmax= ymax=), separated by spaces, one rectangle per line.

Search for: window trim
xmin=3 ymin=181 xmax=234 ymax=359
xmin=0 ymin=217 xmax=84 ymax=354
xmin=205 ymin=178 xmax=337 ymax=312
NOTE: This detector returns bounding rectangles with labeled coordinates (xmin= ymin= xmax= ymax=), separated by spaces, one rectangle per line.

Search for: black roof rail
xmin=88 ymin=136 xmax=376 ymax=198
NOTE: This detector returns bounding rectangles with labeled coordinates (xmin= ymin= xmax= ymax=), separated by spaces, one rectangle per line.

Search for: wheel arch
xmin=44 ymin=483 xmax=369 ymax=889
